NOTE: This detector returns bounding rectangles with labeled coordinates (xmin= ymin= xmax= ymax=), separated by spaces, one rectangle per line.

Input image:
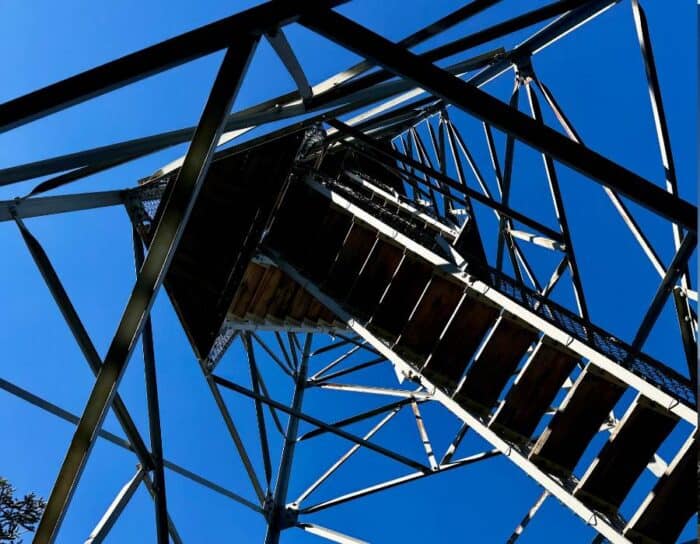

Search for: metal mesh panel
xmin=323 ymin=171 xmax=449 ymax=255
xmin=487 ymin=269 xmax=695 ymax=407
xmin=207 ymin=322 xmax=239 ymax=367
xmin=123 ymin=177 xmax=170 ymax=242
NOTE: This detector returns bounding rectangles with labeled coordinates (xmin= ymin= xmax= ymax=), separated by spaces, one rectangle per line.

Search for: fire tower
xmin=0 ymin=2 xmax=696 ymax=543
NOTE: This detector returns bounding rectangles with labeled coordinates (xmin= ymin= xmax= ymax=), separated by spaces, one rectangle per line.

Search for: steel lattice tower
xmin=0 ymin=1 xmax=696 ymax=543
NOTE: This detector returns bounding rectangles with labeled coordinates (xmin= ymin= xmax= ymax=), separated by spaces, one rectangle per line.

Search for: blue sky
xmin=0 ymin=1 xmax=696 ymax=543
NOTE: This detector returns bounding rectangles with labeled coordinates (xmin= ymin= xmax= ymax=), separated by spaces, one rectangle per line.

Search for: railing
xmin=487 ymin=269 xmax=695 ymax=407
xmin=333 ymin=167 xmax=696 ymax=408
xmin=124 ymin=164 xmax=696 ymax=408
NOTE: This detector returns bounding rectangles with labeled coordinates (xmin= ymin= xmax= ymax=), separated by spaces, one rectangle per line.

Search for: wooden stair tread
xmin=298 ymin=205 xmax=353 ymax=284
xmin=322 ymin=223 xmax=377 ymax=299
xmin=229 ymin=262 xmax=267 ymax=318
xmin=574 ymin=398 xmax=678 ymax=515
xmin=395 ymin=274 xmax=464 ymax=364
xmin=345 ymin=239 xmax=404 ymax=321
xmin=369 ymin=256 xmax=433 ymax=339
xmin=265 ymin=181 xmax=330 ymax=271
xmin=625 ymin=437 xmax=696 ymax=544
xmin=266 ymin=272 xmax=302 ymax=319
xmin=422 ymin=295 xmax=499 ymax=390
xmin=491 ymin=342 xmax=578 ymax=442
xmin=530 ymin=367 xmax=626 ymax=477
xmin=454 ymin=316 xmax=537 ymax=416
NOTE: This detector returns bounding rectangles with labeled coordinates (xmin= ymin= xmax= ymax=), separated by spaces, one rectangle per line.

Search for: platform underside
xmin=125 ymin=127 xmax=696 ymax=544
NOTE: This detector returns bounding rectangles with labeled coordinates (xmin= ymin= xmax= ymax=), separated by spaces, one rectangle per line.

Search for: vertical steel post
xmin=672 ymin=287 xmax=697 ymax=385
xmin=133 ymin=229 xmax=169 ymax=544
xmin=264 ymin=334 xmax=312 ymax=544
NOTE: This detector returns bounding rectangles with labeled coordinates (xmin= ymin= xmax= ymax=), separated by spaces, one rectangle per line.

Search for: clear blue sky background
xmin=0 ymin=1 xmax=696 ymax=542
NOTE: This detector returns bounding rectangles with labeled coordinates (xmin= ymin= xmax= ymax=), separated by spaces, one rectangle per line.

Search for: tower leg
xmin=264 ymin=334 xmax=311 ymax=544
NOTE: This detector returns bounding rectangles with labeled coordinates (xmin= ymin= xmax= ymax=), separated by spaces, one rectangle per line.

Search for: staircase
xmin=128 ymin=128 xmax=696 ymax=544
xmin=260 ymin=169 xmax=696 ymax=544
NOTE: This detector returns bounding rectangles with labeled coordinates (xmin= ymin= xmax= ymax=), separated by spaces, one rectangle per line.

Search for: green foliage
xmin=0 ymin=477 xmax=45 ymax=543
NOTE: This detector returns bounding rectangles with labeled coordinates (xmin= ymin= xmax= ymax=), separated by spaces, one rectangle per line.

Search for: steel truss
xmin=0 ymin=1 xmax=696 ymax=543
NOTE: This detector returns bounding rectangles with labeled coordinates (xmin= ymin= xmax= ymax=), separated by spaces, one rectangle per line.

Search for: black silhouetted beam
xmin=0 ymin=51 xmax=491 ymax=186
xmin=0 ymin=0 xmax=593 ymax=185
xmin=266 ymin=28 xmax=312 ymax=100
xmin=673 ymin=288 xmax=697 ymax=385
xmin=329 ymin=118 xmax=565 ymax=243
xmin=0 ymin=189 xmax=124 ymax=222
xmin=399 ymin=0 xmax=503 ymax=49
xmin=34 ymin=37 xmax=259 ymax=543
xmin=632 ymin=232 xmax=697 ymax=351
xmin=311 ymin=0 xmax=593 ymax=110
xmin=0 ymin=0 xmax=347 ymax=133
xmin=301 ymin=10 xmax=697 ymax=232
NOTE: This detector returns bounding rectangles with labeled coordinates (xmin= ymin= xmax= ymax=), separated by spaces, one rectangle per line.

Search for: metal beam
xmin=245 ymin=334 xmax=286 ymax=437
xmin=329 ymin=119 xmax=565 ymax=242
xmin=300 ymin=451 xmax=499 ymax=514
xmin=410 ymin=400 xmax=438 ymax=471
xmin=265 ymin=334 xmax=311 ymax=544
xmin=426 ymin=0 xmax=592 ymax=63
xmin=0 ymin=190 xmax=124 ymax=222
xmin=205 ymin=374 xmax=266 ymax=503
xmin=293 ymin=408 xmax=401 ymax=506
xmin=309 ymin=343 xmax=364 ymax=381
xmin=533 ymin=77 xmax=669 ymax=282
xmin=12 ymin=215 xmax=153 ymax=467
xmin=251 ymin=331 xmax=296 ymax=379
xmin=296 ymin=399 xmax=411 ymax=442
xmin=632 ymin=232 xmax=697 ymax=350
xmin=631 ymin=0 xmax=688 ymax=285
xmin=508 ymin=229 xmax=565 ymax=251
xmin=446 ymin=116 xmax=553 ymax=286
xmin=301 ymin=9 xmax=697 ymax=232
xmin=312 ymin=0 xmax=588 ymax=111
xmin=299 ymin=0 xmax=502 ymax=108
xmin=506 ymin=490 xmax=549 ymax=544
xmin=314 ymin=382 xmax=433 ymax=400
xmin=266 ymin=28 xmax=312 ymax=100
xmin=494 ymin=83 xmax=522 ymax=278
xmin=0 ymin=376 xmax=261 ymax=514
xmin=524 ymin=80 xmax=589 ymax=320
xmin=672 ymin=287 xmax=697 ymax=385
xmin=0 ymin=0 xmax=346 ymax=133
xmin=84 ymin=469 xmax=145 ymax=544
xmin=212 ymin=375 xmax=428 ymax=472
xmin=440 ymin=422 xmax=469 ymax=465
xmin=311 ymin=356 xmax=387 ymax=383
xmin=297 ymin=523 xmax=369 ymax=544
xmin=132 ymin=231 xmax=169 ymax=544
xmin=141 ymin=477 xmax=184 ymax=544
xmin=244 ymin=333 xmax=274 ymax=487
xmin=35 ymin=37 xmax=259 ymax=543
